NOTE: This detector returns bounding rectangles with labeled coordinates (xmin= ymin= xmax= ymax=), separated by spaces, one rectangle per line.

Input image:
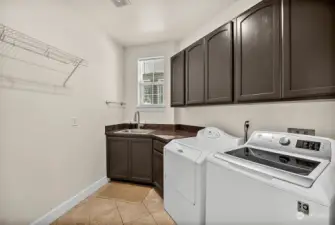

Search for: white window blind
xmin=138 ymin=57 xmax=164 ymax=107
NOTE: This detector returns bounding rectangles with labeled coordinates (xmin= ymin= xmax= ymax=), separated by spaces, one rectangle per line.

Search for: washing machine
xmin=164 ymin=127 xmax=243 ymax=225
xmin=206 ymin=131 xmax=335 ymax=225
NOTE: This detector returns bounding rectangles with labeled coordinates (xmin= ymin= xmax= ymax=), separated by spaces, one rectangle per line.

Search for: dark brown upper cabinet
xmin=205 ymin=22 xmax=234 ymax=104
xmin=282 ymin=0 xmax=335 ymax=99
xmin=186 ymin=39 xmax=206 ymax=105
xmin=170 ymin=0 xmax=335 ymax=107
xmin=235 ymin=0 xmax=281 ymax=102
xmin=171 ymin=51 xmax=185 ymax=106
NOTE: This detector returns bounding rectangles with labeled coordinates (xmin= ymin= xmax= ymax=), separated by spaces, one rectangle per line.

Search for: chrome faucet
xmin=133 ymin=111 xmax=140 ymax=129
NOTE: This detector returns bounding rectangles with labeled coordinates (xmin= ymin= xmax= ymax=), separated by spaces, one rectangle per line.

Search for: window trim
xmin=137 ymin=56 xmax=165 ymax=109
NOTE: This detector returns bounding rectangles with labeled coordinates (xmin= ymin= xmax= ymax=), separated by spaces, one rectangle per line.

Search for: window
xmin=138 ymin=57 xmax=164 ymax=108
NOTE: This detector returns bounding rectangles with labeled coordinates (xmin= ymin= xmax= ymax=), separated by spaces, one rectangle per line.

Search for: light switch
xmin=72 ymin=117 xmax=78 ymax=127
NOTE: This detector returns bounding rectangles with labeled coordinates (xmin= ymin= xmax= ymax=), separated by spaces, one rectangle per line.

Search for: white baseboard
xmin=31 ymin=176 xmax=109 ymax=225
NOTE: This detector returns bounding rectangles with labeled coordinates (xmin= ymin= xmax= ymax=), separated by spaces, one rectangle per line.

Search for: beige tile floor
xmin=51 ymin=182 xmax=175 ymax=225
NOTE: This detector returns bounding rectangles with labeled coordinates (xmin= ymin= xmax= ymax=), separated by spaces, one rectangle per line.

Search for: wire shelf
xmin=0 ymin=24 xmax=88 ymax=87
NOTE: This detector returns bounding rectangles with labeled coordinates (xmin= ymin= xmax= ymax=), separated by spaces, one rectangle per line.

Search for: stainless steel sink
xmin=116 ymin=129 xmax=154 ymax=135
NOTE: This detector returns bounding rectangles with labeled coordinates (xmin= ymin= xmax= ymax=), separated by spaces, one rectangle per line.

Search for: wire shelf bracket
xmin=63 ymin=59 xmax=84 ymax=86
xmin=0 ymin=24 xmax=88 ymax=87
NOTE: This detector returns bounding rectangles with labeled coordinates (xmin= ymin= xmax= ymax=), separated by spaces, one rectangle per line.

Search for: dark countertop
xmin=105 ymin=123 xmax=203 ymax=142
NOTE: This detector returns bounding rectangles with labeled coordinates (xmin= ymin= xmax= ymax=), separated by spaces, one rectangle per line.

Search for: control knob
xmin=279 ymin=137 xmax=290 ymax=146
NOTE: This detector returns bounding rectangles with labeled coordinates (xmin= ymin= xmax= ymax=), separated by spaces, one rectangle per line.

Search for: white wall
xmin=0 ymin=1 xmax=124 ymax=224
xmin=123 ymin=42 xmax=178 ymax=124
xmin=176 ymin=101 xmax=335 ymax=138
xmin=175 ymin=0 xmax=335 ymax=139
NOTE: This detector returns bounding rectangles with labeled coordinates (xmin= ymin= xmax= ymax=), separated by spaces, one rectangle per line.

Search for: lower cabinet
xmin=107 ymin=137 xmax=152 ymax=184
xmin=107 ymin=136 xmax=167 ymax=194
xmin=107 ymin=137 xmax=129 ymax=180
xmin=153 ymin=149 xmax=164 ymax=195
xmin=129 ymin=139 xmax=153 ymax=183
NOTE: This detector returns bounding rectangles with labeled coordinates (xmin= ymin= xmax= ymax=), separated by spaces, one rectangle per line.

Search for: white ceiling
xmin=73 ymin=0 xmax=237 ymax=46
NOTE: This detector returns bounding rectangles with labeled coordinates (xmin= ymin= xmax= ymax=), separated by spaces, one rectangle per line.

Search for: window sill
xmin=136 ymin=105 xmax=165 ymax=112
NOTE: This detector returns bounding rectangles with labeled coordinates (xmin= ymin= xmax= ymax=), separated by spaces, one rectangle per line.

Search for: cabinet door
xmin=205 ymin=22 xmax=233 ymax=104
xmin=153 ymin=149 xmax=164 ymax=196
xmin=235 ymin=0 xmax=281 ymax=102
xmin=282 ymin=0 xmax=335 ymax=99
xmin=107 ymin=137 xmax=129 ymax=180
xmin=186 ymin=39 xmax=205 ymax=105
xmin=171 ymin=51 xmax=185 ymax=106
xmin=129 ymin=138 xmax=153 ymax=183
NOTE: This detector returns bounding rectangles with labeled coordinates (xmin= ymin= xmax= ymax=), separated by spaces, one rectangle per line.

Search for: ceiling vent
xmin=111 ymin=0 xmax=131 ymax=7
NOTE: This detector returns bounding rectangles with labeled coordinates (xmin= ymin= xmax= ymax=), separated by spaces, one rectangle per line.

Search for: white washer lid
xmin=172 ymin=137 xmax=230 ymax=155
xmin=166 ymin=141 xmax=202 ymax=162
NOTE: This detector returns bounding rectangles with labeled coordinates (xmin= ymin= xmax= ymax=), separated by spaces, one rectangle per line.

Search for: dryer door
xmin=165 ymin=142 xmax=201 ymax=205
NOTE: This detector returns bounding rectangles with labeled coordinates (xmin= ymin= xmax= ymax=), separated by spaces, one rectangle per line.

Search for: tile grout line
xmin=115 ymin=199 xmax=125 ymax=225
xmin=139 ymin=188 xmax=157 ymax=225
xmin=116 ymin=207 xmax=125 ymax=224
xmin=91 ymin=183 xmax=159 ymax=225
xmin=149 ymin=214 xmax=159 ymax=225
xmin=143 ymin=206 xmax=159 ymax=225
xmin=143 ymin=187 xmax=153 ymax=200
xmin=142 ymin=193 xmax=159 ymax=225
xmin=90 ymin=191 xmax=123 ymax=225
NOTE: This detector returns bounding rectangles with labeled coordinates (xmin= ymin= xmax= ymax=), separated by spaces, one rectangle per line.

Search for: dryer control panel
xmin=196 ymin=127 xmax=243 ymax=146
xmin=204 ymin=128 xmax=222 ymax=139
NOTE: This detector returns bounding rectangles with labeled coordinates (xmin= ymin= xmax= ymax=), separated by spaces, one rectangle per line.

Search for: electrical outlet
xmin=288 ymin=128 xmax=315 ymax=136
